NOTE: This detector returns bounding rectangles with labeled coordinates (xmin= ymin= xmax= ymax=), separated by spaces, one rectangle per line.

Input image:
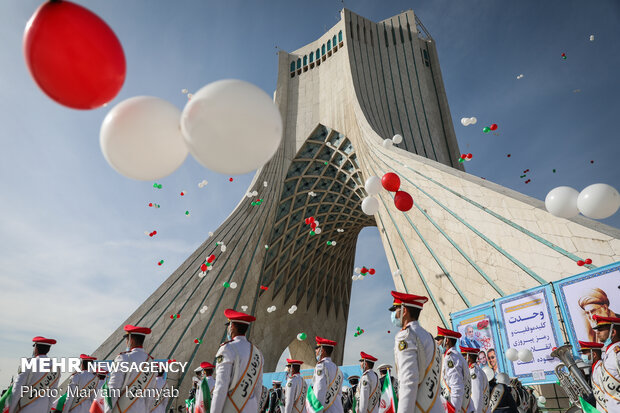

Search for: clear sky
xmin=1 ymin=0 xmax=619 ymax=387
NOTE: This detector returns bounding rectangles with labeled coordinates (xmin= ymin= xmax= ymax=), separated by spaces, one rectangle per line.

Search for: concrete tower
xmin=92 ymin=9 xmax=620 ymax=410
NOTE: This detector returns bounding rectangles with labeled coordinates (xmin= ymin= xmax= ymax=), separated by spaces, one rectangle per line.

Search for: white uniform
xmin=394 ymin=321 xmax=443 ymax=413
xmin=64 ymin=371 xmax=98 ymax=413
xmin=468 ymin=363 xmax=488 ymax=413
xmin=592 ymin=360 xmax=607 ymax=413
xmin=151 ymin=375 xmax=168 ymax=413
xmin=284 ymin=374 xmax=306 ymax=413
xmin=206 ymin=376 xmax=215 ymax=392
xmin=600 ymin=341 xmax=620 ymax=413
xmin=312 ymin=357 xmax=344 ymax=413
xmin=10 ymin=354 xmax=60 ymax=413
xmin=107 ymin=347 xmax=157 ymax=413
xmin=441 ymin=347 xmax=472 ymax=413
xmin=357 ymin=370 xmax=380 ymax=413
xmin=210 ymin=335 xmax=264 ymax=413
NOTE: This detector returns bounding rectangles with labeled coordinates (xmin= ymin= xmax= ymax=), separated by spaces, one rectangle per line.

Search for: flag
xmin=579 ymin=396 xmax=603 ymax=413
xmin=379 ymin=375 xmax=397 ymax=413
xmin=0 ymin=386 xmax=11 ymax=413
xmin=306 ymin=385 xmax=324 ymax=413
xmin=90 ymin=381 xmax=112 ymax=413
xmin=194 ymin=378 xmax=211 ymax=413
xmin=52 ymin=392 xmax=68 ymax=412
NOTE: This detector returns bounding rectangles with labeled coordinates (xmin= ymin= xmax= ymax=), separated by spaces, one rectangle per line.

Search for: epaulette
xmin=220 ymin=339 xmax=233 ymax=347
xmin=615 ymin=346 xmax=620 ymax=354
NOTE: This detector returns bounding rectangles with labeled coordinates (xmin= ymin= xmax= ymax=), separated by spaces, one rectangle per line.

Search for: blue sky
xmin=1 ymin=0 xmax=619 ymax=386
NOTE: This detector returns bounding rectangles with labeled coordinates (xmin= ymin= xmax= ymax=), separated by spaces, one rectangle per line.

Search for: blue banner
xmin=451 ymin=302 xmax=506 ymax=375
xmin=552 ymin=261 xmax=620 ymax=357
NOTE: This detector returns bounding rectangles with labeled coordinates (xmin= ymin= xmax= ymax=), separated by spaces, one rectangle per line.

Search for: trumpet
xmin=551 ymin=345 xmax=593 ymax=411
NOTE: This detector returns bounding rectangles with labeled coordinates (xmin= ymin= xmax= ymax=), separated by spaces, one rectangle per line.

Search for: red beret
xmin=390 ymin=291 xmax=428 ymax=310
xmin=437 ymin=327 xmax=461 ymax=339
xmin=200 ymin=362 xmax=215 ymax=369
xmin=578 ymin=340 xmax=604 ymax=350
xmin=32 ymin=336 xmax=57 ymax=345
xmin=592 ymin=315 xmax=620 ymax=329
xmin=359 ymin=352 xmax=378 ymax=362
xmin=224 ymin=309 xmax=256 ymax=324
xmin=79 ymin=354 xmax=97 ymax=360
xmin=286 ymin=359 xmax=304 ymax=365
xmin=459 ymin=346 xmax=480 ymax=355
xmin=315 ymin=336 xmax=337 ymax=347
xmin=124 ymin=325 xmax=152 ymax=335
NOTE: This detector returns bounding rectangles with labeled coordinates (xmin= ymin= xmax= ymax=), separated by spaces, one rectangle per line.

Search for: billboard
xmin=553 ymin=261 xmax=620 ymax=355
xmin=451 ymin=302 xmax=505 ymax=374
xmin=495 ymin=284 xmax=564 ymax=384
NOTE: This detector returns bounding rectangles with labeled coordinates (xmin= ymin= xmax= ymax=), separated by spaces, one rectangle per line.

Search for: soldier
xmin=389 ymin=291 xmax=442 ymax=413
xmin=460 ymin=347 xmax=489 ymax=413
xmin=284 ymin=359 xmax=307 ymax=413
xmin=436 ymin=327 xmax=472 ymax=413
xmin=578 ymin=341 xmax=606 ymax=413
xmin=376 ymin=365 xmax=398 ymax=398
xmin=309 ymin=336 xmax=344 ymax=413
xmin=194 ymin=362 xmax=215 ymax=412
xmin=211 ymin=309 xmax=264 ymax=413
xmin=487 ymin=373 xmax=517 ymax=412
xmin=107 ymin=325 xmax=157 ymax=412
xmin=342 ymin=376 xmax=360 ymax=413
xmin=357 ymin=352 xmax=380 ymax=413
xmin=268 ymin=380 xmax=283 ymax=413
xmin=259 ymin=386 xmax=269 ymax=413
xmin=10 ymin=336 xmax=60 ymax=413
xmin=201 ymin=362 xmax=216 ymax=392
xmin=64 ymin=354 xmax=99 ymax=413
xmin=592 ymin=315 xmax=620 ymax=412
xmin=152 ymin=365 xmax=168 ymax=413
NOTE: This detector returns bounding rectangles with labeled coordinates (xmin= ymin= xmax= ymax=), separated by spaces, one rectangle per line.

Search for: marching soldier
xmin=376 ymin=365 xmax=398 ymax=398
xmin=436 ymin=327 xmax=472 ymax=413
xmin=460 ymin=347 xmax=489 ymax=413
xmin=64 ymin=354 xmax=98 ymax=413
xmin=284 ymin=359 xmax=307 ymax=413
xmin=310 ymin=336 xmax=344 ymax=413
xmin=211 ymin=309 xmax=264 ymax=413
xmin=268 ymin=380 xmax=283 ymax=413
xmin=194 ymin=362 xmax=216 ymax=413
xmin=202 ymin=362 xmax=216 ymax=392
xmin=342 ymin=376 xmax=360 ymax=413
xmin=107 ymin=325 xmax=157 ymax=412
xmin=487 ymin=373 xmax=517 ymax=412
xmin=10 ymin=336 xmax=60 ymax=413
xmin=592 ymin=315 xmax=620 ymax=412
xmin=357 ymin=352 xmax=380 ymax=413
xmin=389 ymin=291 xmax=442 ymax=413
xmin=579 ymin=341 xmax=606 ymax=413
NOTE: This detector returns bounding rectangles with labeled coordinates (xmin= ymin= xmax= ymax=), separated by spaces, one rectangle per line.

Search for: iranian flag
xmin=90 ymin=382 xmax=112 ymax=413
xmin=379 ymin=374 xmax=397 ymax=413
xmin=0 ymin=385 xmax=11 ymax=413
xmin=194 ymin=378 xmax=211 ymax=413
xmin=305 ymin=385 xmax=324 ymax=413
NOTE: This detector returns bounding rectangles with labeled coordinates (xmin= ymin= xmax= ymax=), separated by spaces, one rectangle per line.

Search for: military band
xmin=437 ymin=327 xmax=472 ymax=413
xmin=283 ymin=359 xmax=306 ymax=413
xmin=310 ymin=336 xmax=344 ymax=413
xmin=356 ymin=353 xmax=379 ymax=413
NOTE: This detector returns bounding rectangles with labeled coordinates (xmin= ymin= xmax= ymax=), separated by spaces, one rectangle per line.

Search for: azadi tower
xmin=92 ymin=8 xmax=620 ymax=409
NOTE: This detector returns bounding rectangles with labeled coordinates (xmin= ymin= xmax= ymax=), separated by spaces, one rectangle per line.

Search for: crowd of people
xmin=2 ymin=294 xmax=619 ymax=413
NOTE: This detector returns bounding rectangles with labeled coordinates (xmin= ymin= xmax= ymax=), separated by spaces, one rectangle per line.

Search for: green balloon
xmin=223 ymin=282 xmax=230 ymax=288
xmin=300 ymin=332 xmax=307 ymax=340
xmin=458 ymin=158 xmax=464 ymax=163
xmin=310 ymin=231 xmax=315 ymax=236
xmin=327 ymin=241 xmax=331 ymax=245
xmin=483 ymin=127 xmax=490 ymax=133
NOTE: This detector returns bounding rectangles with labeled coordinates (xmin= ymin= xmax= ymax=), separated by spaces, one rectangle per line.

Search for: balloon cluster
xmin=148 ymin=203 xmax=161 ymax=208
xmin=383 ymin=173 xmax=414 ymax=212
xmin=263 ymin=181 xmax=268 ymax=187
xmin=241 ymin=306 xmax=248 ymax=311
xmin=185 ymin=211 xmax=190 ymax=216
xmin=516 ymin=74 xmax=524 ymax=80
xmin=460 ymin=117 xmax=477 ymax=126
xmin=352 ymin=266 xmax=376 ymax=281
xmin=197 ymin=180 xmax=208 ymax=188
xmin=561 ymin=53 xmax=567 ymax=60
xmin=589 ymin=35 xmax=594 ymax=42
xmin=267 ymin=306 xmax=277 ymax=313
xmin=251 ymin=199 xmax=263 ymax=206
xmin=199 ymin=306 xmax=208 ymax=314
xmin=229 ymin=178 xmax=234 ymax=182
xmin=353 ymin=327 xmax=365 ymax=337
xmin=336 ymin=228 xmax=345 ymax=233
xmin=180 ymin=190 xmax=186 ymax=196
xmin=288 ymin=305 xmax=298 ymax=314
xmin=223 ymin=282 xmax=230 ymax=288
xmin=194 ymin=338 xmax=202 ymax=344
xmin=147 ymin=230 xmax=157 ymax=237
xmin=458 ymin=153 xmax=473 ymax=164
xmin=153 ymin=183 xmax=163 ymax=189
xmin=482 ymin=124 xmax=498 ymax=133
xmin=296 ymin=332 xmax=307 ymax=341
xmin=157 ymin=260 xmax=164 ymax=266
xmin=505 ymin=347 xmax=533 ymax=363
xmin=392 ymin=269 xmax=402 ymax=276
xmin=260 ymin=285 xmax=268 ymax=291
xmin=545 ymin=184 xmax=620 ymax=219
xmin=246 ymin=190 xmax=259 ymax=198
xmin=308 ymin=191 xmax=317 ymax=197
xmin=577 ymin=259 xmax=592 ymax=266
xmin=169 ymin=313 xmax=180 ymax=319
xmin=382 ymin=134 xmax=403 ymax=149
xmin=305 ymin=216 xmax=322 ymax=235
xmin=215 ymin=242 xmax=228 ymax=252
xmin=326 ymin=241 xmax=337 ymax=246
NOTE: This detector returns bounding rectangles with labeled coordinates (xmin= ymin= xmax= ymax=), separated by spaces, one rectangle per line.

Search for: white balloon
xmin=315 ymin=227 xmax=322 ymax=234
xmin=482 ymin=366 xmax=495 ymax=381
xmin=382 ymin=139 xmax=393 ymax=149
xmin=230 ymin=282 xmax=238 ymax=289
xmin=181 ymin=79 xmax=283 ymax=175
xmin=241 ymin=305 xmax=248 ymax=311
xmin=362 ymin=196 xmax=379 ymax=215
xmin=392 ymin=134 xmax=403 ymax=144
xmin=460 ymin=117 xmax=469 ymax=126
xmin=332 ymin=241 xmax=337 ymax=246
xmin=365 ymin=176 xmax=382 ymax=196
xmin=220 ymin=245 xmax=227 ymax=252
xmin=469 ymin=117 xmax=477 ymax=125
xmin=577 ymin=183 xmax=620 ymax=219
xmin=314 ymin=220 xmax=320 ymax=226
xmin=545 ymin=186 xmax=580 ymax=218
xmin=518 ymin=348 xmax=533 ymax=362
xmin=505 ymin=348 xmax=519 ymax=361
xmin=100 ymin=96 xmax=188 ymax=180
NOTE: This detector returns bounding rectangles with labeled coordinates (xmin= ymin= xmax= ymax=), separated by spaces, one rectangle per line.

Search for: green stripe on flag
xmin=306 ymin=385 xmax=324 ymax=413
xmin=201 ymin=378 xmax=212 ymax=411
xmin=55 ymin=392 xmax=68 ymax=412
xmin=0 ymin=385 xmax=12 ymax=412
xmin=103 ymin=380 xmax=112 ymax=409
xmin=579 ymin=396 xmax=602 ymax=413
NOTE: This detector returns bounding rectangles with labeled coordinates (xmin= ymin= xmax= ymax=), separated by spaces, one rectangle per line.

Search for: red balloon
xmin=490 ymin=124 xmax=498 ymax=131
xmin=577 ymin=260 xmax=584 ymax=266
xmin=207 ymin=254 xmax=216 ymax=263
xmin=466 ymin=153 xmax=473 ymax=159
xmin=394 ymin=191 xmax=413 ymax=212
xmin=200 ymin=264 xmax=207 ymax=272
xmin=381 ymin=173 xmax=400 ymax=192
xmin=584 ymin=258 xmax=592 ymax=265
xmin=369 ymin=268 xmax=376 ymax=275
xmin=361 ymin=267 xmax=368 ymax=274
xmin=23 ymin=1 xmax=126 ymax=109
xmin=460 ymin=154 xmax=467 ymax=159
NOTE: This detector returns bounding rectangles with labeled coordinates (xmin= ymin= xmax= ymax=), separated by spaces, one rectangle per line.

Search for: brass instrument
xmin=551 ymin=345 xmax=593 ymax=412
